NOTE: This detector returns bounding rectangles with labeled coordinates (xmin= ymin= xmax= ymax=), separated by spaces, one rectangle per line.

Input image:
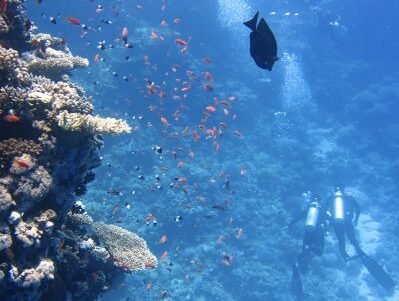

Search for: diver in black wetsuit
xmin=329 ymin=186 xmax=361 ymax=261
xmin=289 ymin=193 xmax=328 ymax=269
xmin=289 ymin=192 xmax=329 ymax=300
xmin=329 ymin=185 xmax=395 ymax=290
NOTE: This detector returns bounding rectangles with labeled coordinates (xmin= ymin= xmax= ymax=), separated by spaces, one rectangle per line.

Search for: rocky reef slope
xmin=0 ymin=1 xmax=156 ymax=300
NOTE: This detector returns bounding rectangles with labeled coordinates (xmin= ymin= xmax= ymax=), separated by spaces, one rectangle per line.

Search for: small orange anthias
xmin=14 ymin=159 xmax=30 ymax=168
xmin=3 ymin=109 xmax=21 ymax=122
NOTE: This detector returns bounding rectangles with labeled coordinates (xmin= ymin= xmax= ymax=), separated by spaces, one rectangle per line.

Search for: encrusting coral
xmin=0 ymin=1 xmax=150 ymax=301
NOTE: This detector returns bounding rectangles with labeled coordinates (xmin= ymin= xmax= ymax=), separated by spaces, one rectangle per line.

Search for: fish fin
xmin=358 ymin=249 xmax=395 ymax=290
xmin=243 ymin=11 xmax=259 ymax=31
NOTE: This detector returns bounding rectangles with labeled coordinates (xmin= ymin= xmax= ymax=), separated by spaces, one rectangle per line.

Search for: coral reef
xmin=0 ymin=1 xmax=150 ymax=301
xmin=57 ymin=111 xmax=132 ymax=135
xmin=92 ymin=223 xmax=157 ymax=272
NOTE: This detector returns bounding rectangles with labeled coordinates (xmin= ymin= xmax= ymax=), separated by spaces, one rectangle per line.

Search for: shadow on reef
xmin=0 ymin=1 xmax=156 ymax=300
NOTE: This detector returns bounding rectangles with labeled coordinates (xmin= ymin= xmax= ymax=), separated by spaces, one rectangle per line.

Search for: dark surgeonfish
xmin=243 ymin=12 xmax=278 ymax=71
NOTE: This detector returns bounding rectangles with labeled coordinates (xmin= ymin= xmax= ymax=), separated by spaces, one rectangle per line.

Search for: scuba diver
xmin=329 ymin=185 xmax=395 ymax=291
xmin=329 ymin=185 xmax=361 ymax=261
xmin=288 ymin=192 xmax=329 ymax=300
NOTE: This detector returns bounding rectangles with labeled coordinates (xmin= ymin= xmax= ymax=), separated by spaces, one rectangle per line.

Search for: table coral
xmin=57 ymin=111 xmax=132 ymax=135
xmin=92 ymin=222 xmax=158 ymax=272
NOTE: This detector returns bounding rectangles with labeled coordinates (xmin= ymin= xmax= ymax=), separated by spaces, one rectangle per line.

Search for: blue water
xmin=26 ymin=0 xmax=399 ymax=300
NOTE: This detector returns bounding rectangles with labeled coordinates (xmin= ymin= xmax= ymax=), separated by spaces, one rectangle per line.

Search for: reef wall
xmin=0 ymin=1 xmax=156 ymax=300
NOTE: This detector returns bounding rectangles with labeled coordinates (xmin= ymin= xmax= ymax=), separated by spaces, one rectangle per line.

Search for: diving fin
xmin=357 ymin=249 xmax=395 ymax=290
xmin=243 ymin=11 xmax=259 ymax=31
xmin=291 ymin=262 xmax=304 ymax=301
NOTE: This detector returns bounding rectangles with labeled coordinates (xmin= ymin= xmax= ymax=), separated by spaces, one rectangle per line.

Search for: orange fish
xmin=93 ymin=53 xmax=100 ymax=62
xmin=159 ymin=235 xmax=167 ymax=244
xmin=66 ymin=17 xmax=81 ymax=25
xmin=160 ymin=251 xmax=168 ymax=262
xmin=205 ymin=106 xmax=216 ymax=112
xmin=203 ymin=71 xmax=213 ymax=81
xmin=145 ymin=213 xmax=155 ymax=222
xmin=14 ymin=159 xmax=30 ymax=168
xmin=173 ymin=18 xmax=181 ymax=24
xmin=145 ymin=262 xmax=156 ymax=269
xmin=148 ymin=105 xmax=157 ymax=111
xmin=192 ymin=130 xmax=200 ymax=142
xmin=178 ymin=177 xmax=187 ymax=183
xmin=175 ymin=38 xmax=188 ymax=46
xmin=161 ymin=20 xmax=167 ymax=27
xmin=160 ymin=117 xmax=169 ymax=126
xmin=202 ymin=57 xmax=212 ymax=64
xmin=121 ymin=27 xmax=128 ymax=43
xmin=3 ymin=114 xmax=21 ymax=122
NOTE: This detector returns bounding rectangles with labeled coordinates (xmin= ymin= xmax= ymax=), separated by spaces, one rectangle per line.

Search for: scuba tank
xmin=333 ymin=189 xmax=345 ymax=222
xmin=305 ymin=201 xmax=320 ymax=231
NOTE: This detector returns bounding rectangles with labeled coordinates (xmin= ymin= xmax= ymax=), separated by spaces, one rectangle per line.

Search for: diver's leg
xmin=345 ymin=221 xmax=362 ymax=254
xmin=312 ymin=229 xmax=325 ymax=256
xmin=298 ymin=231 xmax=312 ymax=270
xmin=334 ymin=223 xmax=349 ymax=260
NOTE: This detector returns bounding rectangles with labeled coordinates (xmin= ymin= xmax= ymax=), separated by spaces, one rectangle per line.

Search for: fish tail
xmin=243 ymin=11 xmax=259 ymax=31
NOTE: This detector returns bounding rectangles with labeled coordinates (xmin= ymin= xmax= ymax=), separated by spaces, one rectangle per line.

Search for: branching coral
xmin=14 ymin=219 xmax=43 ymax=248
xmin=0 ymin=15 xmax=9 ymax=34
xmin=0 ymin=86 xmax=28 ymax=114
xmin=57 ymin=111 xmax=132 ymax=135
xmin=51 ymin=81 xmax=93 ymax=114
xmin=0 ymin=223 xmax=12 ymax=251
xmin=0 ymin=185 xmax=15 ymax=212
xmin=12 ymin=165 xmax=52 ymax=200
xmin=0 ymin=45 xmax=30 ymax=84
xmin=27 ymin=48 xmax=89 ymax=81
xmin=0 ymin=139 xmax=42 ymax=162
xmin=30 ymin=33 xmax=66 ymax=51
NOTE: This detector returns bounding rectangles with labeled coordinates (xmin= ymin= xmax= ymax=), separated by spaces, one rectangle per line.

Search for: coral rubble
xmin=0 ymin=1 xmax=151 ymax=301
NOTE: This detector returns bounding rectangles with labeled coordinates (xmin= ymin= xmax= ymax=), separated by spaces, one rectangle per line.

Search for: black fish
xmin=244 ymin=12 xmax=278 ymax=71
